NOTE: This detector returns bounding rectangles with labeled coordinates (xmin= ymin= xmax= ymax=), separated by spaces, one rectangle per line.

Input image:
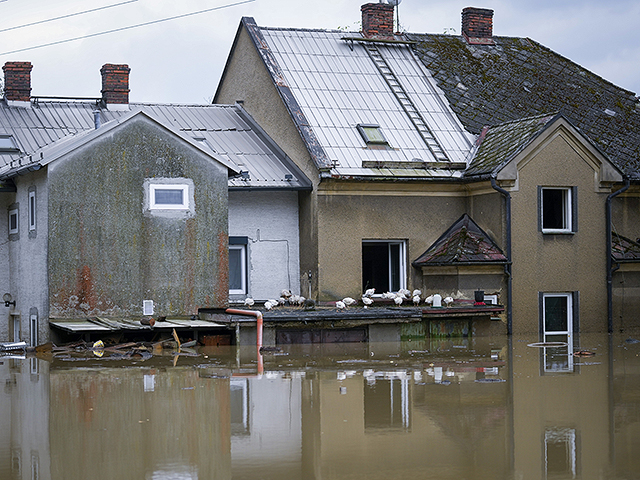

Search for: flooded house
xmin=213 ymin=3 xmax=640 ymax=336
xmin=0 ymin=62 xmax=310 ymax=344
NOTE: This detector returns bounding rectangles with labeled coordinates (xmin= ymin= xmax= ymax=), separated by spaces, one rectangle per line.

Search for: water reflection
xmin=1 ymin=333 xmax=640 ymax=479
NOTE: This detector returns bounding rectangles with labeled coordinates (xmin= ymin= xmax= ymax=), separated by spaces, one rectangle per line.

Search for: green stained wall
xmin=47 ymin=115 xmax=229 ymax=318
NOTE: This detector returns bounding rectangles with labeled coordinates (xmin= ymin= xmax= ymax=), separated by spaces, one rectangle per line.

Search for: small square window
xmin=150 ymin=184 xmax=189 ymax=210
xmin=540 ymin=187 xmax=575 ymax=234
xmin=357 ymin=124 xmax=388 ymax=146
xmin=362 ymin=240 xmax=406 ymax=293
xmin=8 ymin=208 xmax=18 ymax=235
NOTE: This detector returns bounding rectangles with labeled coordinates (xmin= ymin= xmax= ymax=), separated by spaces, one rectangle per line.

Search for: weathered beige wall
xmin=316 ymin=181 xmax=468 ymax=300
xmin=509 ymin=131 xmax=610 ymax=333
xmin=215 ymin=25 xmax=320 ymax=297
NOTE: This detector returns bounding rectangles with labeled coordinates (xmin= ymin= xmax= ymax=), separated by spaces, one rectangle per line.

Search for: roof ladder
xmin=363 ymin=43 xmax=449 ymax=162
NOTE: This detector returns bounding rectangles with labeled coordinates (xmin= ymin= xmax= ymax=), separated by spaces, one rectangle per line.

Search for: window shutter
xmin=571 ymin=186 xmax=578 ymax=233
xmin=538 ymin=291 xmax=544 ymax=340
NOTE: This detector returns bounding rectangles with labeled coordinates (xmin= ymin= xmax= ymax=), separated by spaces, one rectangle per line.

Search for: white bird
xmin=362 ymin=297 xmax=373 ymax=307
xmin=382 ymin=292 xmax=395 ymax=300
xmin=399 ymin=288 xmax=411 ymax=298
xmin=412 ymin=289 xmax=422 ymax=297
xmin=264 ymin=301 xmax=274 ymax=310
xmin=444 ymin=296 xmax=454 ymax=306
xmin=281 ymin=289 xmax=292 ymax=298
xmin=394 ymin=296 xmax=403 ymax=306
xmin=425 ymin=295 xmax=434 ymax=305
xmin=413 ymin=295 xmax=421 ymax=306
xmin=342 ymin=297 xmax=357 ymax=306
xmin=278 ymin=297 xmax=287 ymax=306
xmin=268 ymin=299 xmax=279 ymax=308
xmin=364 ymin=288 xmax=375 ymax=297
xmin=336 ymin=300 xmax=346 ymax=310
xmin=244 ymin=297 xmax=255 ymax=307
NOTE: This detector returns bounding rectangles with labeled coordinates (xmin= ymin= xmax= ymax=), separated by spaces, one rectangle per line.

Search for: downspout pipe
xmin=226 ymin=308 xmax=264 ymax=373
xmin=606 ymin=178 xmax=630 ymax=333
xmin=491 ymin=177 xmax=512 ymax=335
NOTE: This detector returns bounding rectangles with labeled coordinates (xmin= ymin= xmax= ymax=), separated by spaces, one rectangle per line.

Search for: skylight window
xmin=357 ymin=124 xmax=388 ymax=146
xmin=0 ymin=135 xmax=19 ymax=152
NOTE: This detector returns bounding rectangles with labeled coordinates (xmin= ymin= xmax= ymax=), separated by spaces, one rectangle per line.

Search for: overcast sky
xmin=1 ymin=0 xmax=638 ymax=104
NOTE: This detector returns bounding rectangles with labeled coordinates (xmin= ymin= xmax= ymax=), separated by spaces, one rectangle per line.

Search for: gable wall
xmin=509 ymin=132 xmax=609 ymax=333
xmin=216 ymin=25 xmax=322 ymax=297
xmin=46 ymin=116 xmax=229 ymax=319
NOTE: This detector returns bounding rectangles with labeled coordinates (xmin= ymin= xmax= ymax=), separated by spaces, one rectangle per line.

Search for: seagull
xmin=443 ymin=296 xmax=454 ymax=306
xmin=412 ymin=289 xmax=422 ymax=297
xmin=244 ymin=297 xmax=255 ymax=307
xmin=281 ymin=289 xmax=292 ymax=298
xmin=364 ymin=288 xmax=375 ymax=297
xmin=413 ymin=295 xmax=421 ymax=306
xmin=342 ymin=297 xmax=356 ymax=306
xmin=394 ymin=296 xmax=403 ymax=306
xmin=336 ymin=300 xmax=346 ymax=310
xmin=264 ymin=301 xmax=274 ymax=310
xmin=425 ymin=295 xmax=434 ymax=305
xmin=362 ymin=297 xmax=373 ymax=307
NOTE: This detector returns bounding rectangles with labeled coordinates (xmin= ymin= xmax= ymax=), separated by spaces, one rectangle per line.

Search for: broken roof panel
xmin=612 ymin=233 xmax=640 ymax=262
xmin=413 ymin=213 xmax=508 ymax=266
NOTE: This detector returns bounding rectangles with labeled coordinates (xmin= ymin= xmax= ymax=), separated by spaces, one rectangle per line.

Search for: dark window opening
xmin=362 ymin=241 xmax=405 ymax=293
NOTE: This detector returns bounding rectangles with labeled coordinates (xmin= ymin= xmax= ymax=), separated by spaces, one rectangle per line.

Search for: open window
xmin=229 ymin=237 xmax=248 ymax=295
xmin=362 ymin=240 xmax=406 ymax=293
xmin=539 ymin=187 xmax=577 ymax=234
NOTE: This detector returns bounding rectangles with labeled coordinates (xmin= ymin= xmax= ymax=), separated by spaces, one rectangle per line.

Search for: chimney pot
xmin=3 ymin=61 xmax=33 ymax=105
xmin=101 ymin=63 xmax=130 ymax=110
xmin=361 ymin=3 xmax=395 ymax=39
xmin=461 ymin=7 xmax=494 ymax=45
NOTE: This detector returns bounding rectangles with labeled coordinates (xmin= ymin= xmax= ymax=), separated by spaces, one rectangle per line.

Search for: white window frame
xmin=28 ymin=190 xmax=36 ymax=231
xmin=29 ymin=314 xmax=38 ymax=347
xmin=541 ymin=187 xmax=573 ymax=234
xmin=542 ymin=293 xmax=574 ymax=373
xmin=8 ymin=207 xmax=18 ymax=235
xmin=229 ymin=244 xmax=247 ymax=295
xmin=149 ymin=183 xmax=189 ymax=210
xmin=362 ymin=240 xmax=407 ymax=293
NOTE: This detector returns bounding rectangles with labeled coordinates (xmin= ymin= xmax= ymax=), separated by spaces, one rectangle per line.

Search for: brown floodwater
xmin=1 ymin=332 xmax=640 ymax=479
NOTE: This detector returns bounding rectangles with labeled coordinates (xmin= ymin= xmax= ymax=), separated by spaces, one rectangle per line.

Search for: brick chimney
xmin=461 ymin=7 xmax=494 ymax=45
xmin=101 ymin=63 xmax=130 ymax=110
xmin=2 ymin=61 xmax=33 ymax=105
xmin=361 ymin=3 xmax=395 ymax=39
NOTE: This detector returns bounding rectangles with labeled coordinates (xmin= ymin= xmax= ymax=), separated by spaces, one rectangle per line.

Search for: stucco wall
xmin=46 ymin=115 xmax=229 ymax=319
xmin=509 ymin=132 xmax=610 ymax=333
xmin=229 ymin=190 xmax=301 ymax=300
xmin=1 ymin=169 xmax=49 ymax=344
xmin=316 ymin=181 xmax=468 ymax=301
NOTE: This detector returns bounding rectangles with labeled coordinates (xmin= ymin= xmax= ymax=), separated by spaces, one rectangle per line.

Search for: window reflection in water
xmin=545 ymin=427 xmax=577 ymax=479
xmin=363 ymin=371 xmax=411 ymax=431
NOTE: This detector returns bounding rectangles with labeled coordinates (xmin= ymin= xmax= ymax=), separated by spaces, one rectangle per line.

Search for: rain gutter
xmin=606 ymin=178 xmax=630 ymax=333
xmin=491 ymin=177 xmax=512 ymax=335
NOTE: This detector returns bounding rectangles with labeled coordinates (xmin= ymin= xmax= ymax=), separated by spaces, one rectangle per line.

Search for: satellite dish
xmin=386 ymin=0 xmax=402 ymax=6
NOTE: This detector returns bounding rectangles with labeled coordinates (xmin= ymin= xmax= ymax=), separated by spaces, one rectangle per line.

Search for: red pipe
xmin=226 ymin=308 xmax=264 ymax=374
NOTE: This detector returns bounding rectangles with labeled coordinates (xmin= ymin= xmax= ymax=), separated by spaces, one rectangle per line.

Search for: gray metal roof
xmin=0 ymin=101 xmax=311 ymax=189
xmin=254 ymin=24 xmax=474 ymax=178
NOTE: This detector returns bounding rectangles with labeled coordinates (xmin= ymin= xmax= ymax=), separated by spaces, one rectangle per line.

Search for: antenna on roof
xmin=386 ymin=0 xmax=402 ymax=33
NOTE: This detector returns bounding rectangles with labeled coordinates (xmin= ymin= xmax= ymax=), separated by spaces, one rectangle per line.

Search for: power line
xmin=0 ymin=0 xmax=256 ymax=56
xmin=0 ymin=0 xmax=140 ymax=34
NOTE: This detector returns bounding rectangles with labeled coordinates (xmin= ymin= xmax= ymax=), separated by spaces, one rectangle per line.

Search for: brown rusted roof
xmin=612 ymin=233 xmax=640 ymax=262
xmin=413 ymin=214 xmax=507 ymax=266
xmin=407 ymin=33 xmax=640 ymax=179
